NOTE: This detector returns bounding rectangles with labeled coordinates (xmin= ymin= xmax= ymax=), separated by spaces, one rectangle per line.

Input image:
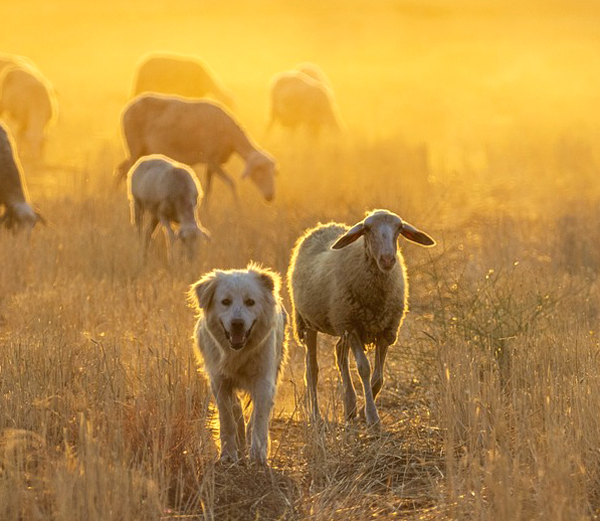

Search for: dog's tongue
xmin=230 ymin=329 xmax=246 ymax=347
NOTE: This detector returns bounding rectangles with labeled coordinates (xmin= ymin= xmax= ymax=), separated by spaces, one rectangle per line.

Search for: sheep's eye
xmin=221 ymin=298 xmax=231 ymax=306
xmin=245 ymin=298 xmax=255 ymax=307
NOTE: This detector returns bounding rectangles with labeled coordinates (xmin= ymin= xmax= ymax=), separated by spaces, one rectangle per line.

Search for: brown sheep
xmin=116 ymin=94 xmax=277 ymax=208
xmin=132 ymin=52 xmax=233 ymax=108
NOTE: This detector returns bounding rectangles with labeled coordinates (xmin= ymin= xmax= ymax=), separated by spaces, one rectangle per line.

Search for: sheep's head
xmin=331 ymin=209 xmax=435 ymax=273
xmin=241 ymin=150 xmax=277 ymax=202
xmin=177 ymin=225 xmax=211 ymax=260
xmin=1 ymin=202 xmax=44 ymax=235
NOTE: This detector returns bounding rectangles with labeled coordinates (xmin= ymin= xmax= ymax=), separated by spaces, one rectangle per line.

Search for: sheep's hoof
xmin=363 ymin=407 xmax=381 ymax=428
xmin=218 ymin=452 xmax=239 ymax=465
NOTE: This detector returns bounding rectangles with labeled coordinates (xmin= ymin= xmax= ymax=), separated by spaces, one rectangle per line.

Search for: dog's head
xmin=190 ymin=264 xmax=281 ymax=351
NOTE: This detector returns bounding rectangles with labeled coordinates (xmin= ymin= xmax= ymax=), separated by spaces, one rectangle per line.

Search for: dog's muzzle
xmin=223 ymin=319 xmax=255 ymax=350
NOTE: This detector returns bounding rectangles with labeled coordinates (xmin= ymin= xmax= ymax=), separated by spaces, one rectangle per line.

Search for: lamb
xmin=266 ymin=68 xmax=343 ymax=136
xmin=287 ymin=209 xmax=435 ymax=426
xmin=0 ymin=122 xmax=43 ymax=234
xmin=132 ymin=52 xmax=234 ymax=108
xmin=116 ymin=94 xmax=277 ymax=208
xmin=127 ymin=154 xmax=210 ymax=259
xmin=0 ymin=60 xmax=56 ymax=164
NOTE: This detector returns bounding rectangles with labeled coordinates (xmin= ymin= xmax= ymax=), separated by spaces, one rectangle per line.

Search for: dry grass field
xmin=1 ymin=0 xmax=600 ymax=519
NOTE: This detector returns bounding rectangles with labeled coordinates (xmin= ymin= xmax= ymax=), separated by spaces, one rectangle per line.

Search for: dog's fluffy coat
xmin=190 ymin=263 xmax=287 ymax=463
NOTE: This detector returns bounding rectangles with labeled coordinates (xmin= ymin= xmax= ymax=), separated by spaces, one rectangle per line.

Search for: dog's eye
xmin=221 ymin=298 xmax=231 ymax=306
xmin=245 ymin=299 xmax=255 ymax=307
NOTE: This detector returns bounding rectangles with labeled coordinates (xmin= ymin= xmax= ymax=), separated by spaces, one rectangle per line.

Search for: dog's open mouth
xmin=222 ymin=321 xmax=255 ymax=350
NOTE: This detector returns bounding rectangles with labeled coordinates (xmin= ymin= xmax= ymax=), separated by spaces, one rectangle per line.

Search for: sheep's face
xmin=3 ymin=203 xmax=43 ymax=235
xmin=243 ymin=151 xmax=276 ymax=202
xmin=331 ymin=209 xmax=435 ymax=272
xmin=362 ymin=213 xmax=403 ymax=273
xmin=178 ymin=226 xmax=211 ymax=260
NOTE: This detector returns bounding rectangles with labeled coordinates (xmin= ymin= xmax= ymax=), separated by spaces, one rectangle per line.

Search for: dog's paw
xmin=249 ymin=446 xmax=267 ymax=465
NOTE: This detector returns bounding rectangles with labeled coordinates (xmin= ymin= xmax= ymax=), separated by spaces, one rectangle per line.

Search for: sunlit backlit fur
xmin=190 ymin=264 xmax=288 ymax=464
xmin=116 ymin=94 xmax=277 ymax=208
xmin=287 ymin=209 xmax=435 ymax=426
xmin=127 ymin=154 xmax=210 ymax=260
xmin=266 ymin=68 xmax=343 ymax=136
xmin=0 ymin=60 xmax=56 ymax=164
xmin=132 ymin=52 xmax=234 ymax=108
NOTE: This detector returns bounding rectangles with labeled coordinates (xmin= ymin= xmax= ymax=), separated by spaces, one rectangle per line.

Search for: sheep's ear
xmin=190 ymin=273 xmax=218 ymax=309
xmin=400 ymin=222 xmax=435 ymax=247
xmin=331 ymin=222 xmax=364 ymax=249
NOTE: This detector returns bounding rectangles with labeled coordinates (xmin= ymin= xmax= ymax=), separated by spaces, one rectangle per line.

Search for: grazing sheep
xmin=132 ymin=52 xmax=233 ymax=108
xmin=266 ymin=69 xmax=342 ymax=136
xmin=0 ymin=60 xmax=56 ymax=163
xmin=0 ymin=122 xmax=43 ymax=233
xmin=294 ymin=62 xmax=332 ymax=87
xmin=127 ymin=154 xmax=210 ymax=259
xmin=287 ymin=209 xmax=435 ymax=426
xmin=117 ymin=94 xmax=277 ymax=207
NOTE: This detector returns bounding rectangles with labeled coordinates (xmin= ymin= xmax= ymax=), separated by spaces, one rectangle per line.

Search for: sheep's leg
xmin=232 ymin=394 xmax=246 ymax=455
xmin=133 ymin=200 xmax=144 ymax=233
xmin=212 ymin=165 xmax=238 ymax=204
xmin=144 ymin=216 xmax=159 ymax=253
xmin=160 ymin=218 xmax=176 ymax=246
xmin=115 ymin=158 xmax=132 ymax=185
xmin=348 ymin=332 xmax=380 ymax=426
xmin=335 ymin=336 xmax=357 ymax=420
xmin=201 ymin=169 xmax=214 ymax=213
xmin=371 ymin=340 xmax=390 ymax=400
xmin=304 ymin=328 xmax=320 ymax=422
xmin=211 ymin=379 xmax=239 ymax=462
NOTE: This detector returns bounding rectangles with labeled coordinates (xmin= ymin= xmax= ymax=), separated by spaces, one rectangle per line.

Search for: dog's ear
xmin=252 ymin=267 xmax=280 ymax=296
xmin=190 ymin=272 xmax=218 ymax=309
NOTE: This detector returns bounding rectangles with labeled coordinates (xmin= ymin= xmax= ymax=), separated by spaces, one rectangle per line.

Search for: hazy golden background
xmin=5 ymin=0 xmax=600 ymax=179
xmin=2 ymin=1 xmax=600 ymax=519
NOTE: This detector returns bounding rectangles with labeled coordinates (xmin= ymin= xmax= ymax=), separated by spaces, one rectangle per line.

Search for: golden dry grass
xmin=1 ymin=0 xmax=600 ymax=519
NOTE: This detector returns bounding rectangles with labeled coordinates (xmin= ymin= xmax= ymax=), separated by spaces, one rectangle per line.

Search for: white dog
xmin=190 ymin=263 xmax=288 ymax=464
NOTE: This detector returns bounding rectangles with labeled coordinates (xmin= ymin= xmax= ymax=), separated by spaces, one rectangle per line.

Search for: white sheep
xmin=116 ymin=94 xmax=277 ymax=208
xmin=294 ymin=62 xmax=332 ymax=87
xmin=0 ymin=59 xmax=56 ymax=164
xmin=0 ymin=122 xmax=43 ymax=234
xmin=127 ymin=154 xmax=210 ymax=259
xmin=266 ymin=68 xmax=343 ymax=136
xmin=132 ymin=52 xmax=234 ymax=108
xmin=287 ymin=209 xmax=435 ymax=426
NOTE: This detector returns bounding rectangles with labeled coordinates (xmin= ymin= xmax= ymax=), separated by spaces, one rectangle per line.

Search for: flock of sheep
xmin=0 ymin=50 xmax=436 ymax=464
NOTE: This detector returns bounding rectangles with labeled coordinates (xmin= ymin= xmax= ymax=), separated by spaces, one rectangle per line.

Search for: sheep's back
xmin=130 ymin=157 xmax=199 ymax=206
xmin=288 ymin=222 xmax=348 ymax=335
xmin=123 ymin=95 xmax=239 ymax=165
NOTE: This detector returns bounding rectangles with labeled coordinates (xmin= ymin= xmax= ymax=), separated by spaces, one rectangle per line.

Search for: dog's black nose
xmin=230 ymin=319 xmax=245 ymax=334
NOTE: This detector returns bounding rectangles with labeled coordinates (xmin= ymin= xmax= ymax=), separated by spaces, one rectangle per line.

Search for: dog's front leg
xmin=248 ymin=379 xmax=275 ymax=464
xmin=212 ymin=379 xmax=238 ymax=462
